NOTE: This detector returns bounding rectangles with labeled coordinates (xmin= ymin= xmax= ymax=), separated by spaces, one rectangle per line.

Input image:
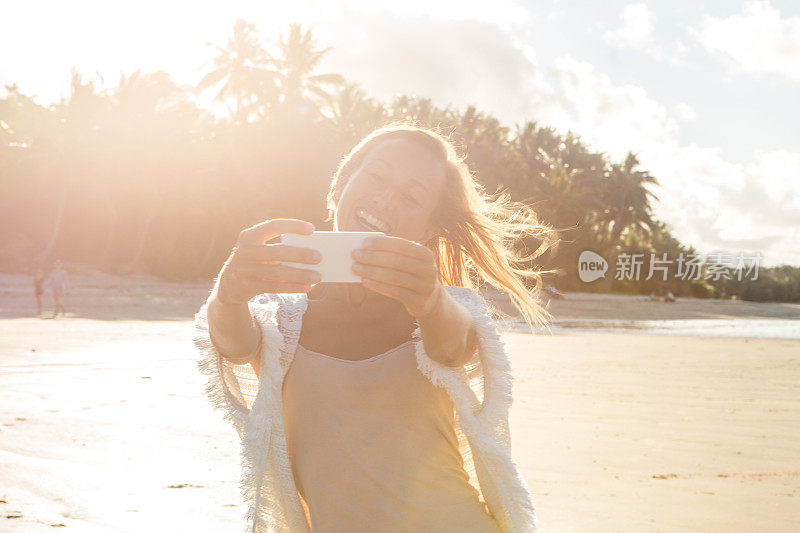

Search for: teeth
xmin=357 ymin=208 xmax=390 ymax=232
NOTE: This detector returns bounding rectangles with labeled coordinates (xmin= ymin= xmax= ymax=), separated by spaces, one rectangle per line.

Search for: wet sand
xmin=1 ymin=268 xmax=798 ymax=531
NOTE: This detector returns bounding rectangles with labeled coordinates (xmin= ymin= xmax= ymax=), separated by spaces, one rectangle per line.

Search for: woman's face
xmin=334 ymin=138 xmax=446 ymax=244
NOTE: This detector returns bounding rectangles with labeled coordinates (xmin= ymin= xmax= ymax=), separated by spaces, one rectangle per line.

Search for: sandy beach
xmin=1 ymin=267 xmax=799 ymax=531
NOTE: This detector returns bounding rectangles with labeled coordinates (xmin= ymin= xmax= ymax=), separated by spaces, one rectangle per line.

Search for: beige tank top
xmin=281 ymin=340 xmax=499 ymax=533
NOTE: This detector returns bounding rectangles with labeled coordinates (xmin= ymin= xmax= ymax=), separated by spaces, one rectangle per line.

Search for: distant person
xmin=33 ymin=266 xmax=48 ymax=315
xmin=546 ymin=284 xmax=564 ymax=300
xmin=47 ymin=259 xmax=70 ymax=318
xmin=664 ymin=291 xmax=676 ymax=303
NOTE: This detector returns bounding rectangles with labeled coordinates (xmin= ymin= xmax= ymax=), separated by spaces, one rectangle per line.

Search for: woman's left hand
xmin=352 ymin=235 xmax=443 ymax=318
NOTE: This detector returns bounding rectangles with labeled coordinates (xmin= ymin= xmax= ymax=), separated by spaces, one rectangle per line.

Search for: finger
xmin=363 ymin=235 xmax=434 ymax=261
xmin=235 ymin=243 xmax=322 ymax=265
xmin=238 ymin=219 xmax=314 ymax=245
xmin=353 ymin=263 xmax=431 ymax=295
xmin=352 ymin=248 xmax=434 ymax=277
xmin=236 ymin=264 xmax=321 ymax=285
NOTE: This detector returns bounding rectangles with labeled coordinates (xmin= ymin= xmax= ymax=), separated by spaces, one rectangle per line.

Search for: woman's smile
xmin=354 ymin=206 xmax=392 ymax=233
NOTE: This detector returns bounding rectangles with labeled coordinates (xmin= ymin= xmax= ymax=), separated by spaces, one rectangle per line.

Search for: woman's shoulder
xmin=443 ymin=285 xmax=489 ymax=313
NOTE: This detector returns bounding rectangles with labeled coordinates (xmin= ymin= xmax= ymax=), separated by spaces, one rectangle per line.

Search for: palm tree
xmin=109 ymin=70 xmax=187 ymax=273
xmin=196 ymin=19 xmax=273 ymax=121
xmin=511 ymin=123 xmax=606 ymax=227
xmin=328 ymin=81 xmax=387 ymax=143
xmin=115 ymin=70 xmax=182 ymax=111
xmin=387 ymin=95 xmax=444 ymax=126
xmin=36 ymin=69 xmax=110 ymax=263
xmin=511 ymin=122 xmax=560 ymax=188
xmin=599 ymin=152 xmax=660 ymax=291
xmin=449 ymin=106 xmax=512 ymax=194
xmin=269 ymin=23 xmax=345 ymax=119
xmin=601 ymin=152 xmax=659 ymax=246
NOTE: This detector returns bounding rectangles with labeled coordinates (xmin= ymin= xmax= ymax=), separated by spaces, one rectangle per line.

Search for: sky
xmin=2 ymin=0 xmax=799 ymax=266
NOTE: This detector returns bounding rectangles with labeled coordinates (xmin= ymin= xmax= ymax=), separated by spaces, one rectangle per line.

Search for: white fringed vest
xmin=193 ymin=286 xmax=538 ymax=532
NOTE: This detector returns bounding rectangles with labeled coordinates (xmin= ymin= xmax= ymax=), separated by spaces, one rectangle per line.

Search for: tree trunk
xmin=99 ymin=202 xmax=118 ymax=267
xmin=601 ymin=222 xmax=624 ymax=293
xmin=120 ymin=205 xmax=155 ymax=274
xmin=601 ymin=250 xmax=618 ymax=293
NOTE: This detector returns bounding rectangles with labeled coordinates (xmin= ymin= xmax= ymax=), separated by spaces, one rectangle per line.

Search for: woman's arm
xmin=206 ymin=286 xmax=262 ymax=365
xmin=416 ymin=285 xmax=479 ymax=367
xmin=206 ymin=218 xmax=321 ymax=367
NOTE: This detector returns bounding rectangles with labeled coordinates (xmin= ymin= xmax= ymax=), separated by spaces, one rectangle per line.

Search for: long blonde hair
xmin=327 ymin=123 xmax=558 ymax=332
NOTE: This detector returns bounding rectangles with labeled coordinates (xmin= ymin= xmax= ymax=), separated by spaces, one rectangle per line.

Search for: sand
xmin=505 ymin=332 xmax=799 ymax=532
xmin=1 ymin=268 xmax=798 ymax=531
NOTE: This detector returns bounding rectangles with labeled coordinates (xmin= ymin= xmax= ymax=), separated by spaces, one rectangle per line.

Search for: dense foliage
xmin=1 ymin=21 xmax=795 ymax=302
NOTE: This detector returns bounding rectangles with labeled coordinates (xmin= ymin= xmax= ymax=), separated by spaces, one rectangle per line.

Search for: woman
xmin=194 ymin=124 xmax=556 ymax=532
xmin=33 ymin=266 xmax=47 ymax=316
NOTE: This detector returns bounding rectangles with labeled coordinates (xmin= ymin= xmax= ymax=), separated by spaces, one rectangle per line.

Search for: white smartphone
xmin=281 ymin=231 xmax=385 ymax=283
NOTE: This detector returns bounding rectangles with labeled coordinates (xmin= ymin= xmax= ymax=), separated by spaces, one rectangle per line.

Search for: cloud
xmin=535 ymin=55 xmax=683 ymax=159
xmin=338 ymin=0 xmax=531 ymax=30
xmin=603 ymin=3 xmax=687 ymax=65
xmin=690 ymin=0 xmax=800 ymax=83
xmin=316 ymin=10 xmax=800 ymax=265
xmin=540 ymin=57 xmax=800 ymax=264
xmin=645 ymin=143 xmax=800 ymax=265
xmin=320 ymin=13 xmax=552 ymax=125
xmin=672 ymin=103 xmax=696 ymax=122
xmin=604 ymin=3 xmax=656 ymax=48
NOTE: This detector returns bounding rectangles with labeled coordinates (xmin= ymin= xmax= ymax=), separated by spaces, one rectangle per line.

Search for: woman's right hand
xmin=215 ymin=219 xmax=322 ymax=304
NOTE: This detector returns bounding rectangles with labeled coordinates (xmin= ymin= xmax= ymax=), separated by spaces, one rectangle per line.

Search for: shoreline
xmin=3 ymin=269 xmax=799 ymax=327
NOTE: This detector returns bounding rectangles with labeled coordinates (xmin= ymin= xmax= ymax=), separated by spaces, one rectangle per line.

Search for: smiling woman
xmin=328 ymin=124 xmax=558 ymax=330
xmin=194 ymin=122 xmax=559 ymax=533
